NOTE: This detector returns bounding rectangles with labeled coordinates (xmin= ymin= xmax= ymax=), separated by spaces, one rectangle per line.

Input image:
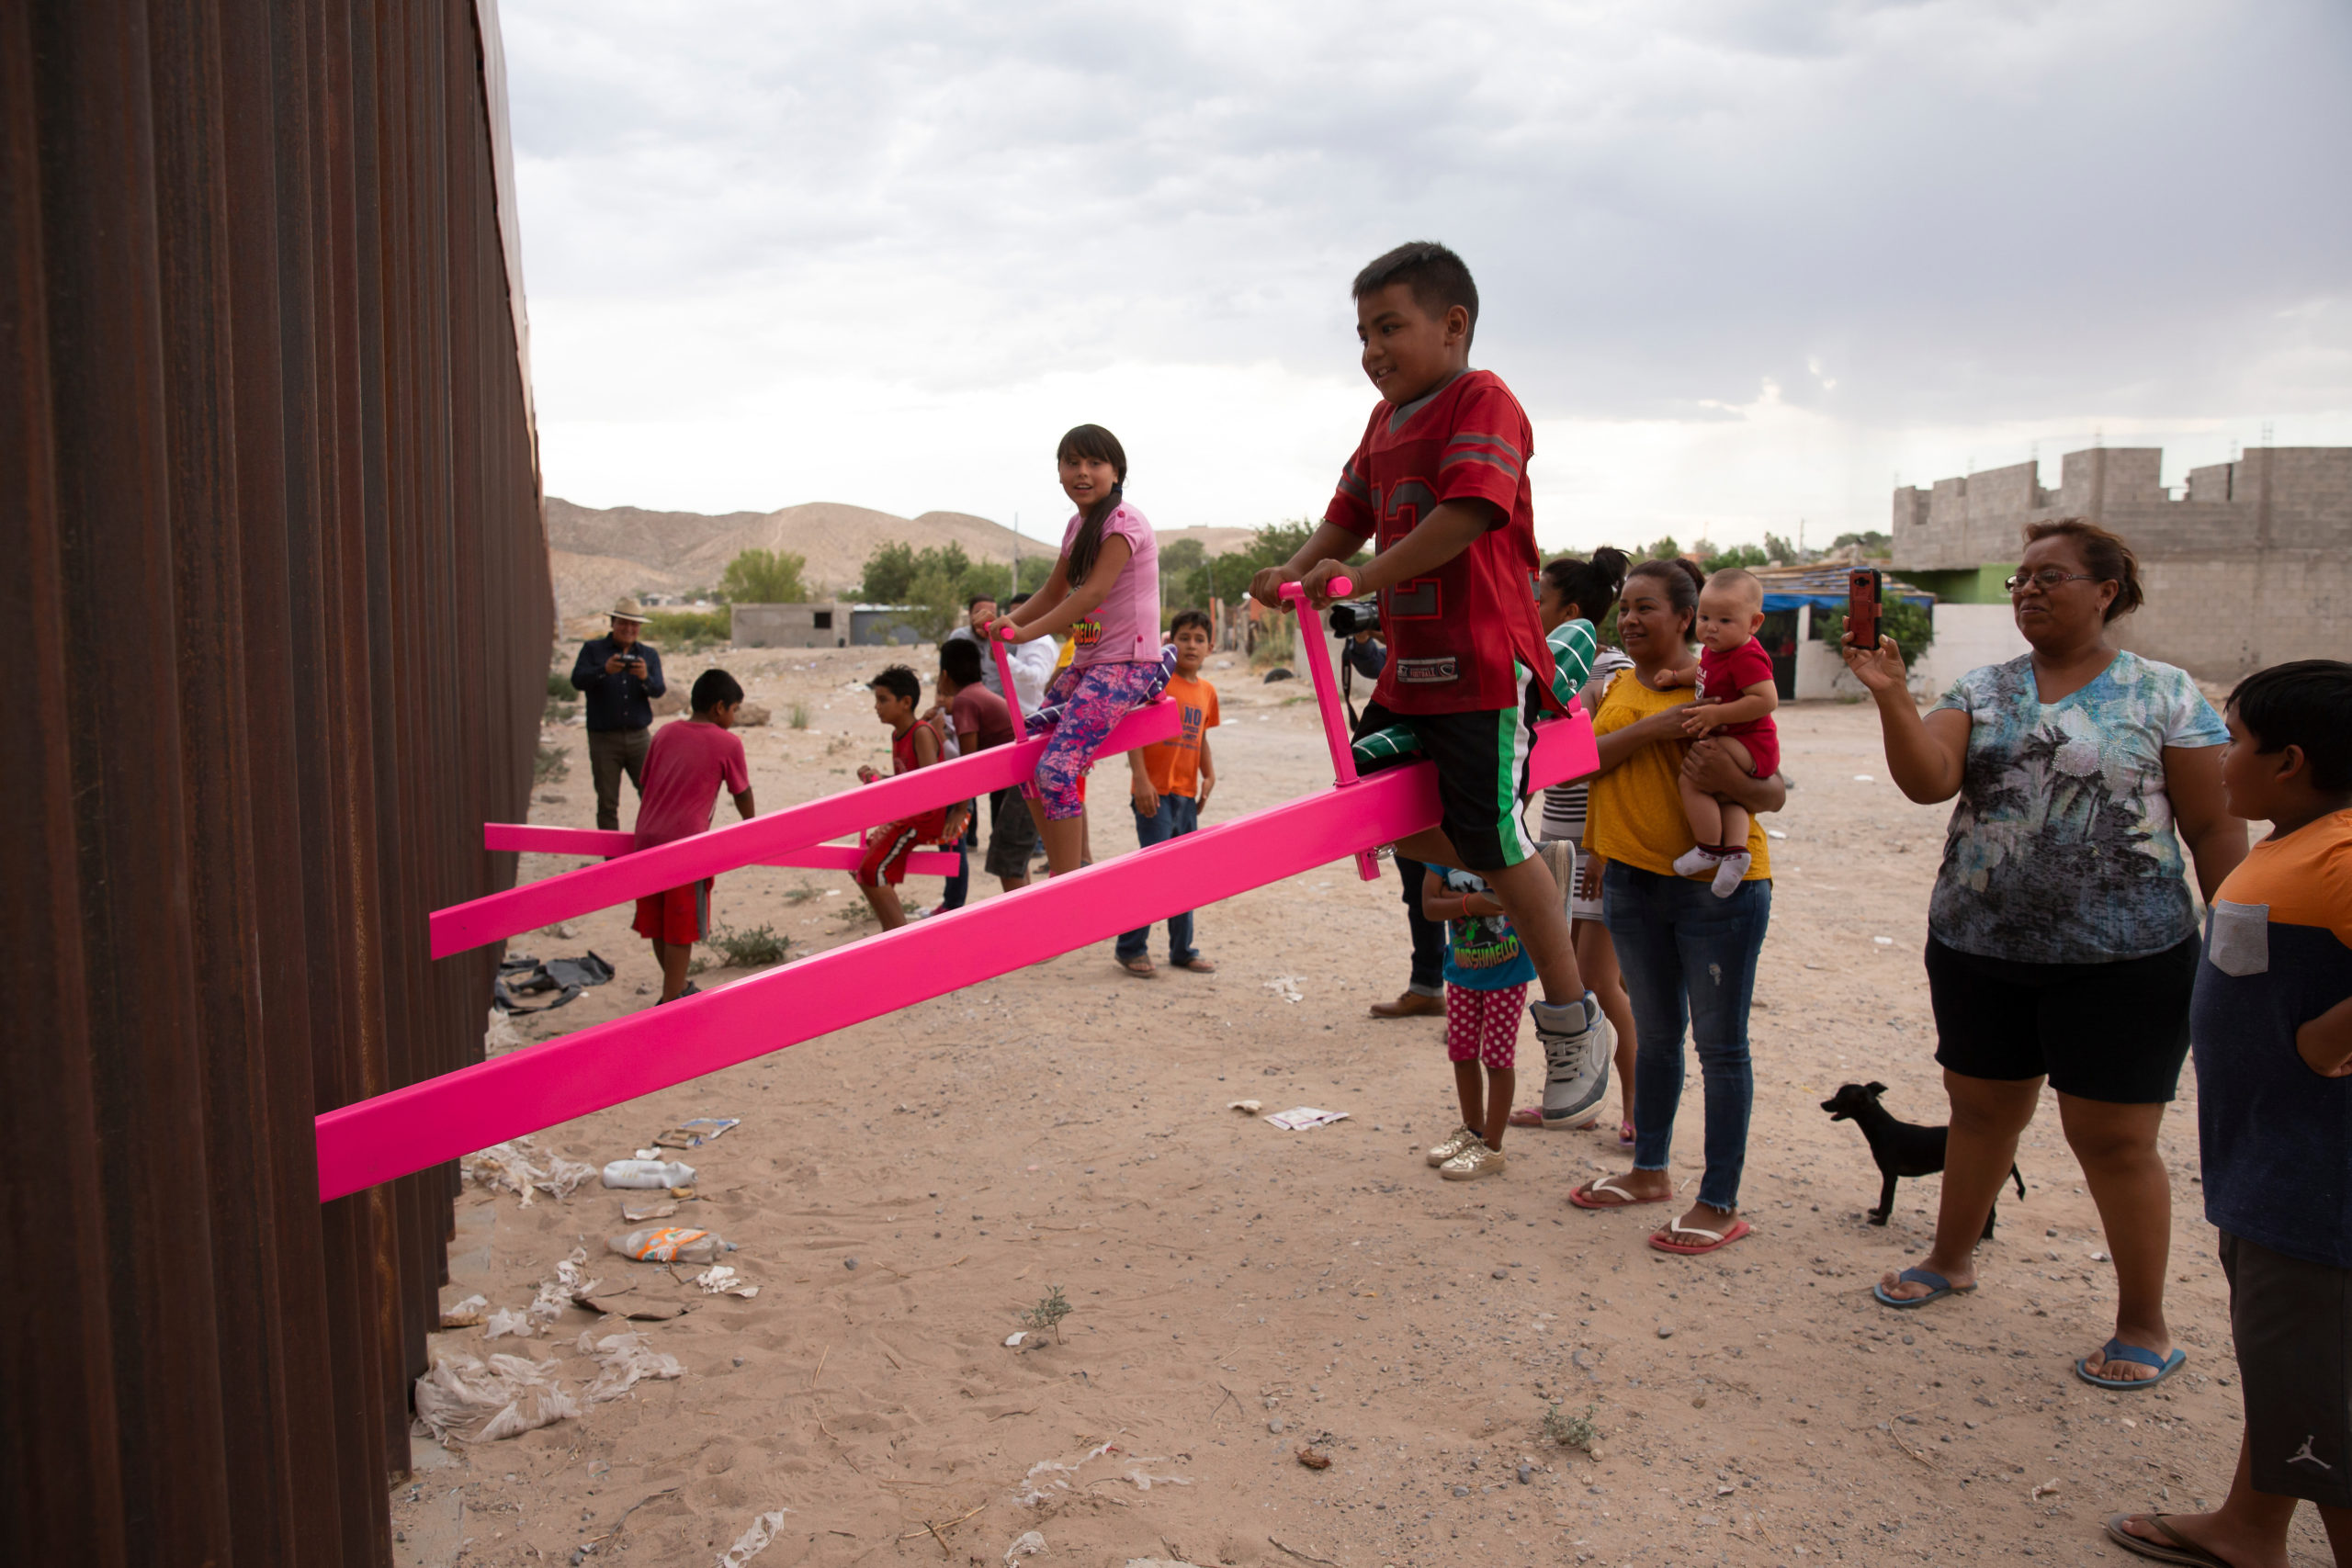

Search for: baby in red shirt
xmin=1652 ymin=567 xmax=1781 ymax=897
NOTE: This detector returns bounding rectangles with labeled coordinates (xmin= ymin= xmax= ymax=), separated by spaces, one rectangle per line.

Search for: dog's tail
xmin=2009 ymin=1164 xmax=2026 ymax=1201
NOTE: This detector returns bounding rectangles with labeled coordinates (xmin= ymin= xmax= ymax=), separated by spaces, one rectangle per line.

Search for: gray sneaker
xmin=1532 ymin=994 xmax=1611 ymax=1125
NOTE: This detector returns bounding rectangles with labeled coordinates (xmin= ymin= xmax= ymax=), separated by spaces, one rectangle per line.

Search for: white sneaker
xmin=1671 ymin=846 xmax=1720 ymax=878
xmin=1710 ymin=852 xmax=1752 ymax=898
xmin=1532 ymin=993 xmax=1611 ymax=1125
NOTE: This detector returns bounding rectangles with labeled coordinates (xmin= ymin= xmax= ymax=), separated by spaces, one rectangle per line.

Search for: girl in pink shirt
xmin=982 ymin=424 xmax=1163 ymax=876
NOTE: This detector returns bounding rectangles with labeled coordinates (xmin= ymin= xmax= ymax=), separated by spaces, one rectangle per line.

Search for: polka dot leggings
xmin=1445 ymin=982 xmax=1527 ymax=1070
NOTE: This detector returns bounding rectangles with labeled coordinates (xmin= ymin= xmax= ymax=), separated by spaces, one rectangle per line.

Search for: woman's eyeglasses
xmin=2005 ymin=569 xmax=2100 ymax=595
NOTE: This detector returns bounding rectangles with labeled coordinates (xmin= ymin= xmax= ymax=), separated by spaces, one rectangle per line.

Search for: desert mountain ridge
xmin=546 ymin=495 xmax=1253 ymax=617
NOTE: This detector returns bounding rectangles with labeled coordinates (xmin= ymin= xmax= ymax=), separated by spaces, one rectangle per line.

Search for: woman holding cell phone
xmin=1844 ymin=518 xmax=2245 ymax=1393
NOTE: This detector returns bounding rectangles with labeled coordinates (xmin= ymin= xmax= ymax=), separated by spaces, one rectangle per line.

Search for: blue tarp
xmin=1763 ymin=591 xmax=1933 ymax=614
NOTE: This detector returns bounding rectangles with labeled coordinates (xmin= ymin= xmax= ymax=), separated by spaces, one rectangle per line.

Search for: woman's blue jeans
xmin=1602 ymin=862 xmax=1771 ymax=1212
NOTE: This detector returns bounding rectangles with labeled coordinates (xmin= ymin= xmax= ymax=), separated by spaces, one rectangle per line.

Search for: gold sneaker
xmin=1425 ymin=1122 xmax=1485 ymax=1168
xmin=1440 ymin=1141 xmax=1506 ymax=1180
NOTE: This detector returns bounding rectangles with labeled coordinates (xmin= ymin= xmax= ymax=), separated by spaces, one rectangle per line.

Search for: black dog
xmin=1820 ymin=1081 xmax=2024 ymax=1238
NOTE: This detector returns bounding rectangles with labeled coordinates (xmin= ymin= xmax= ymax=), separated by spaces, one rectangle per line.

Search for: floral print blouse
xmin=1928 ymin=650 xmax=2225 ymax=964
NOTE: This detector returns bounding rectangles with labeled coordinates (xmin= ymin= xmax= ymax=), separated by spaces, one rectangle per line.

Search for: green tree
xmin=1699 ymin=543 xmax=1770 ymax=572
xmin=1643 ymin=536 xmax=1680 ymax=562
xmin=1763 ymin=532 xmax=1798 ymax=565
xmin=1830 ymin=530 xmax=1891 ymax=555
xmin=718 ymin=547 xmax=809 ymax=604
xmin=1159 ymin=537 xmax=1206 ymax=606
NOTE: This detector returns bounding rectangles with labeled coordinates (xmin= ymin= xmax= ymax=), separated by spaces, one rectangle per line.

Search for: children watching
xmin=975 ymin=423 xmax=1161 ymax=878
xmin=1116 ymin=608 xmax=1220 ymax=976
xmin=1649 ymin=566 xmax=1780 ymax=897
xmin=853 ymin=664 xmax=949 ymax=931
xmin=1419 ymin=861 xmax=1536 ymax=1179
xmin=2108 ymin=659 xmax=2352 ymax=1563
xmin=629 ymin=668 xmax=755 ymax=1004
xmin=932 ymin=637 xmax=1016 ymax=908
xmin=1250 ymin=240 xmax=1609 ymax=1125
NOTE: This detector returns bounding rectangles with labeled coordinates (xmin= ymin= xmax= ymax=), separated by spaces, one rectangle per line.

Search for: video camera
xmin=1326 ymin=598 xmax=1382 ymax=638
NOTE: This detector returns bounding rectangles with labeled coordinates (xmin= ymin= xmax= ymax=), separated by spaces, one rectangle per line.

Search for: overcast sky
xmin=506 ymin=0 xmax=2351 ymax=553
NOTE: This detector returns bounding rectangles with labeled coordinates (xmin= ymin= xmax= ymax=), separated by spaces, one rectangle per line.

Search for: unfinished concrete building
xmin=1891 ymin=446 xmax=2349 ymax=681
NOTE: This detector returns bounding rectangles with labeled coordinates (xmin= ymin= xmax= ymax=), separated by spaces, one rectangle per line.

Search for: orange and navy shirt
xmin=2190 ymin=808 xmax=2352 ymax=1269
xmin=1137 ymin=673 xmax=1218 ymax=798
xmin=1323 ymin=368 xmax=1555 ymax=716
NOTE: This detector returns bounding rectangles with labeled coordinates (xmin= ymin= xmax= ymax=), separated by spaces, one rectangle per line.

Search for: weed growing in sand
xmin=1022 ymin=1284 xmax=1073 ymax=1344
xmin=703 ymin=921 xmax=792 ymax=969
xmin=534 ymin=742 xmax=570 ymax=784
xmin=788 ymin=701 xmax=810 ymax=730
xmin=1542 ymin=1401 xmax=1598 ymax=1450
xmin=781 ymin=883 xmax=821 ymax=906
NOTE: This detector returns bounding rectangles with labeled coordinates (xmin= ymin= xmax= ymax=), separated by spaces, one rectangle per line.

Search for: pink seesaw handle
xmin=1279 ymin=577 xmax=1379 ymax=881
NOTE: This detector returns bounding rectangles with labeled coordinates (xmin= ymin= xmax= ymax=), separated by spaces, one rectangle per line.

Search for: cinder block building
xmin=731 ymin=602 xmax=845 ymax=648
xmin=1891 ymin=446 xmax=2349 ymax=681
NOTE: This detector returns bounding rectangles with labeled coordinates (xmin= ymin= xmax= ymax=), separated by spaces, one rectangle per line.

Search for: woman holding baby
xmin=1566 ymin=557 xmax=1785 ymax=1256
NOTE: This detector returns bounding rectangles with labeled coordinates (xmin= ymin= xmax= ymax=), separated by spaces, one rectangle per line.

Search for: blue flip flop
xmin=2076 ymin=1338 xmax=2187 ymax=1390
xmin=1871 ymin=1267 xmax=1976 ymax=1309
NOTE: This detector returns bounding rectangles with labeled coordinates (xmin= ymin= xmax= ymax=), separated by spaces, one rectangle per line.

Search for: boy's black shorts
xmin=1351 ymin=682 xmax=1542 ymax=873
xmin=2222 ymin=1229 xmax=2352 ymax=1509
xmin=1924 ymin=933 xmax=2197 ymax=1103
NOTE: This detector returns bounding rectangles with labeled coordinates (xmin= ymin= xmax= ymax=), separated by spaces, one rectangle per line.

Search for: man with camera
xmin=1329 ymin=598 xmax=1449 ymax=1021
xmin=571 ymin=598 xmax=669 ymax=830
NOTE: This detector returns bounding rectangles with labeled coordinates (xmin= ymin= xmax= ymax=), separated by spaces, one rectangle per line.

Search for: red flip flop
xmin=1569 ymin=1176 xmax=1673 ymax=1211
xmin=1648 ymin=1218 xmax=1752 ymax=1255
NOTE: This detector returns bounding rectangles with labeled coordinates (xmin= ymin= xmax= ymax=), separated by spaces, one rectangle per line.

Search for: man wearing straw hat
xmin=570 ymin=599 xmax=668 ymax=829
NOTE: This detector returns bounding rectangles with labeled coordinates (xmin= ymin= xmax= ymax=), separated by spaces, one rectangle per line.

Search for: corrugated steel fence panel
xmin=2 ymin=1 xmax=548 ymax=1561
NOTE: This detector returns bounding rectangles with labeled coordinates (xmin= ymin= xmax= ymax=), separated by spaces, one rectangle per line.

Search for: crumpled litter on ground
xmin=693 ymin=1264 xmax=760 ymax=1297
xmin=461 ymin=1136 xmax=597 ymax=1207
xmin=1002 ymin=1532 xmax=1046 ymax=1564
xmin=717 ymin=1506 xmax=790 ymax=1568
xmin=1013 ymin=1442 xmax=1119 ymax=1506
xmin=654 ymin=1116 xmax=741 ymax=1149
xmin=413 ymin=1351 xmax=580 ymax=1444
xmin=1262 ymin=976 xmax=1304 ymax=1004
xmin=530 ymin=1247 xmax=602 ymax=1325
xmin=440 ymin=1293 xmax=489 ymax=1328
xmin=483 ymin=1307 xmax=535 ymax=1340
xmin=608 ymin=1225 xmax=729 ymax=1264
xmin=580 ymin=1330 xmax=685 ymax=1403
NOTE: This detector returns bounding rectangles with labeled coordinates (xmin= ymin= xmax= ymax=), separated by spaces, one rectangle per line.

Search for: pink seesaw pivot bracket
xmin=1279 ymin=577 xmax=1381 ymax=882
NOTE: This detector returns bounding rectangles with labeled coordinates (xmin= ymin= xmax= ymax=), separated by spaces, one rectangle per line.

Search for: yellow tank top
xmin=1587 ymin=670 xmax=1771 ymax=882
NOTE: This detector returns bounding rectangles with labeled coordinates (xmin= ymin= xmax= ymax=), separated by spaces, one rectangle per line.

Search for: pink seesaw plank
xmin=430 ymin=700 xmax=1179 ymax=958
xmin=314 ymin=710 xmax=1597 ymax=1201
xmin=482 ymin=823 xmax=961 ymax=877
xmin=1278 ymin=578 xmax=1381 ymax=883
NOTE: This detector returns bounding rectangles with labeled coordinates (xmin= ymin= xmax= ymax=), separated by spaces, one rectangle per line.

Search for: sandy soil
xmin=392 ymin=648 xmax=2324 ymax=1568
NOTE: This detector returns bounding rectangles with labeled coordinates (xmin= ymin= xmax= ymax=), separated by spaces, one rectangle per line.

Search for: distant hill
xmin=546 ymin=496 xmax=1253 ymax=616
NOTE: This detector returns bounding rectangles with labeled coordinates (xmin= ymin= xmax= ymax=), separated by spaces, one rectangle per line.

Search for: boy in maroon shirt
xmin=1250 ymin=241 xmax=1609 ymax=1134
xmin=631 ymin=669 xmax=755 ymax=1004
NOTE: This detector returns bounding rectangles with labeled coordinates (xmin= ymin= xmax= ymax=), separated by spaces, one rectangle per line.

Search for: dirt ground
xmin=391 ymin=644 xmax=2324 ymax=1568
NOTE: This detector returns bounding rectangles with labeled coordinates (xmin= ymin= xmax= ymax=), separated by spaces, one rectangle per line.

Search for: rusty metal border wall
xmin=3 ymin=1 xmax=549 ymax=1560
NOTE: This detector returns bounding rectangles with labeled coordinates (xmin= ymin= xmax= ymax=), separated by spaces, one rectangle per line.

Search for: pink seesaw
xmin=316 ymin=578 xmax=1597 ymax=1201
xmin=483 ymin=823 xmax=962 ymax=877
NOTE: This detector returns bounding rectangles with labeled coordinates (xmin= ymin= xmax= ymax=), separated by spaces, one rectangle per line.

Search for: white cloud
xmin=504 ymin=0 xmax=2352 ymax=542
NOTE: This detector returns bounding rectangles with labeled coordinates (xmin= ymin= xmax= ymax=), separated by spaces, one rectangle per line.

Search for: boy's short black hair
xmin=938 ymin=637 xmax=984 ymax=688
xmin=691 ymin=668 xmax=743 ymax=710
xmin=2229 ymin=659 xmax=2352 ymax=791
xmin=1170 ymin=608 xmax=1212 ymax=639
xmin=869 ymin=664 xmax=922 ymax=705
xmin=967 ymin=592 xmax=997 ymax=612
xmin=1352 ymin=242 xmax=1480 ymax=345
xmin=1007 ymin=592 xmax=1033 ymax=610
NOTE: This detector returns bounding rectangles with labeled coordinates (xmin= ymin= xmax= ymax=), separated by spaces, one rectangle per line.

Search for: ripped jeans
xmin=1603 ymin=861 xmax=1771 ymax=1212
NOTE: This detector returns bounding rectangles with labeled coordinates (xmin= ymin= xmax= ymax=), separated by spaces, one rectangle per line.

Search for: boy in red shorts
xmin=854 ymin=664 xmax=949 ymax=931
xmin=631 ymin=668 xmax=755 ymax=1003
xmin=1250 ymin=240 xmax=1609 ymax=1131
xmin=1652 ymin=567 xmax=1780 ymax=897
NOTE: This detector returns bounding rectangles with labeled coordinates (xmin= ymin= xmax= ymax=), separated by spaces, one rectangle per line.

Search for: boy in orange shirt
xmin=1115 ymin=609 xmax=1218 ymax=975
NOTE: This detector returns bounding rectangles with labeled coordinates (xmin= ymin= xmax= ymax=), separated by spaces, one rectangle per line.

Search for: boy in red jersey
xmin=1250 ymin=241 xmax=1609 ymax=1131
xmin=631 ymin=668 xmax=756 ymax=1004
